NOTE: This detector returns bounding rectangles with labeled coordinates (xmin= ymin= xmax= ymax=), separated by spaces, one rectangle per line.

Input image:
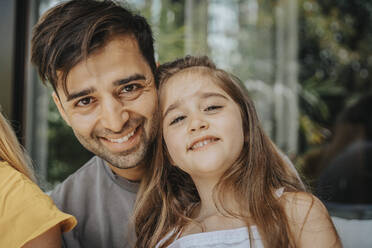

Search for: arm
xmin=281 ymin=192 xmax=342 ymax=247
xmin=22 ymin=225 xmax=62 ymax=248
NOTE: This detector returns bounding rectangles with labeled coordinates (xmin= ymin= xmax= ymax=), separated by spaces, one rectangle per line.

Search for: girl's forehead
xmin=160 ymin=70 xmax=231 ymax=112
xmin=161 ymin=69 xmax=222 ymax=94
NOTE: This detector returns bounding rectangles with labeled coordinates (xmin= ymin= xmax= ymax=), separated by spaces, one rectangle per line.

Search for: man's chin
xmin=76 ymin=125 xmax=153 ymax=170
xmin=98 ymin=143 xmax=147 ymax=170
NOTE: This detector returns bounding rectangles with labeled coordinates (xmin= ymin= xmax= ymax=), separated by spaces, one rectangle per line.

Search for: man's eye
xmin=204 ymin=105 xmax=222 ymax=112
xmin=76 ymin=97 xmax=93 ymax=107
xmin=121 ymin=84 xmax=141 ymax=93
xmin=170 ymin=116 xmax=186 ymax=125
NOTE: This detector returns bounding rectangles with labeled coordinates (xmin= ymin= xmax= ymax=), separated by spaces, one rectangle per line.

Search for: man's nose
xmin=188 ymin=116 xmax=209 ymax=133
xmin=100 ymin=98 xmax=129 ymax=132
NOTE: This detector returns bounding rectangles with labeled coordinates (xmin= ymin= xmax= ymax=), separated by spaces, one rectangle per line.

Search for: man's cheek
xmin=69 ymin=115 xmax=97 ymax=132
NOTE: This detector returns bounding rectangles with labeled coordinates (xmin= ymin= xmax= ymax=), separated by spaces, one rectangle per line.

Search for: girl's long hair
xmin=0 ymin=110 xmax=36 ymax=182
xmin=134 ymin=56 xmax=305 ymax=247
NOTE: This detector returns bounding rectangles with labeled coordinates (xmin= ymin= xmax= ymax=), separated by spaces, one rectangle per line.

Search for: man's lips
xmin=99 ymin=125 xmax=140 ymax=144
xmin=97 ymin=124 xmax=143 ymax=153
xmin=187 ymin=136 xmax=220 ymax=151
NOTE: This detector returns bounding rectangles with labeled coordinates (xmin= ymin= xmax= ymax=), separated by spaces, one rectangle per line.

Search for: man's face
xmin=53 ymin=36 xmax=158 ymax=171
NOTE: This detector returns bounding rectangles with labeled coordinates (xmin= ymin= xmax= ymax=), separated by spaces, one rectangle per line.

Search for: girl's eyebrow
xmin=200 ymin=92 xmax=228 ymax=100
xmin=163 ymin=92 xmax=228 ymax=118
xmin=163 ymin=100 xmax=182 ymax=119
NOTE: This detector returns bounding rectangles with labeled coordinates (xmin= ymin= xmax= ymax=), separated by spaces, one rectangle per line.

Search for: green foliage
xmin=140 ymin=0 xmax=186 ymax=62
xmin=298 ymin=0 xmax=372 ymax=152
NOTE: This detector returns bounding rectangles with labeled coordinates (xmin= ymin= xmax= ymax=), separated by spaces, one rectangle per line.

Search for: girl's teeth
xmin=108 ymin=129 xmax=135 ymax=143
xmin=192 ymin=139 xmax=213 ymax=150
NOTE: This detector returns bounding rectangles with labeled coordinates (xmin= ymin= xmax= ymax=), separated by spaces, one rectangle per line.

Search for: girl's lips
xmin=188 ymin=136 xmax=220 ymax=151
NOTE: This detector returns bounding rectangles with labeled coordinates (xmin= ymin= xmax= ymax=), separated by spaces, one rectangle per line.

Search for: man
xmin=31 ymin=1 xmax=158 ymax=247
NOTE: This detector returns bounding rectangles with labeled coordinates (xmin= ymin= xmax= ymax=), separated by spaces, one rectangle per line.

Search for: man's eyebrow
xmin=113 ymin=74 xmax=146 ymax=86
xmin=66 ymin=87 xmax=96 ymax=102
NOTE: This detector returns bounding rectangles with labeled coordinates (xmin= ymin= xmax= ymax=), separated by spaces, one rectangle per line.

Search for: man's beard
xmin=74 ymin=112 xmax=158 ymax=169
xmin=96 ymin=127 xmax=149 ymax=169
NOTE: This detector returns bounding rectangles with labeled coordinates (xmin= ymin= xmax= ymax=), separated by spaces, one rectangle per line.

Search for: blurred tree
xmin=141 ymin=0 xmax=186 ymax=62
xmin=298 ymin=0 xmax=372 ymax=152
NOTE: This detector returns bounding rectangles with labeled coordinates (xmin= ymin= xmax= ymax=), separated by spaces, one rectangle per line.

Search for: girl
xmin=0 ymin=110 xmax=76 ymax=248
xmin=134 ymin=56 xmax=340 ymax=247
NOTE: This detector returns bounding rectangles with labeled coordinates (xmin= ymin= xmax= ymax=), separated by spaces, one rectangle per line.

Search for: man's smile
xmin=99 ymin=125 xmax=143 ymax=153
xmin=105 ymin=126 xmax=139 ymax=144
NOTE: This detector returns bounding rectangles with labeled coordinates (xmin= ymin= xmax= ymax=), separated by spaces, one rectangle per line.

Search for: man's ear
xmin=52 ymin=91 xmax=71 ymax=126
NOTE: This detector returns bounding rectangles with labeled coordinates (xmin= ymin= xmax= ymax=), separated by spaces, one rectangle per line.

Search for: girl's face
xmin=161 ymin=70 xmax=244 ymax=180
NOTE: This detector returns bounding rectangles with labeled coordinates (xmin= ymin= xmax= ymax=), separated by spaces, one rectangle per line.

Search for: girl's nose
xmin=188 ymin=117 xmax=209 ymax=133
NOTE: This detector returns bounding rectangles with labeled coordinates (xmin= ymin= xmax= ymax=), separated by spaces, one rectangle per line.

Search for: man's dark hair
xmin=31 ymin=0 xmax=156 ymax=94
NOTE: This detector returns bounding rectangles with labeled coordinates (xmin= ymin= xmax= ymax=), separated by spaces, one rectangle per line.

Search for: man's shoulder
xmin=65 ymin=156 xmax=103 ymax=178
xmin=49 ymin=156 xmax=138 ymax=247
xmin=50 ymin=156 xmax=105 ymax=206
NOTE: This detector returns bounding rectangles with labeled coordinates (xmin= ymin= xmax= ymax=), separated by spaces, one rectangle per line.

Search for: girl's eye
xmin=76 ymin=97 xmax=94 ymax=107
xmin=170 ymin=116 xmax=186 ymax=125
xmin=204 ymin=105 xmax=223 ymax=112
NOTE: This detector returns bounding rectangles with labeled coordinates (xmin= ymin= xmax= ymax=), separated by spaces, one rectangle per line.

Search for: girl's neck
xmin=191 ymin=176 xmax=238 ymax=220
xmin=180 ymin=176 xmax=246 ymax=236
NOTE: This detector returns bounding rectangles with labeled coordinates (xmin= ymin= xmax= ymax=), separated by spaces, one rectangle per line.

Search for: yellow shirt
xmin=0 ymin=161 xmax=77 ymax=247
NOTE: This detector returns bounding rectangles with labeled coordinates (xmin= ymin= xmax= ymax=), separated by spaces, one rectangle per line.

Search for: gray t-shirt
xmin=51 ymin=156 xmax=139 ymax=248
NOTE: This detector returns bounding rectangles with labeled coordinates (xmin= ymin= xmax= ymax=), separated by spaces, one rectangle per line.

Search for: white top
xmin=156 ymin=188 xmax=284 ymax=248
xmin=158 ymin=226 xmax=263 ymax=248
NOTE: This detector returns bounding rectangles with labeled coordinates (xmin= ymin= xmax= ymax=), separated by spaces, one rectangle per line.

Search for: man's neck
xmin=108 ymin=162 xmax=145 ymax=182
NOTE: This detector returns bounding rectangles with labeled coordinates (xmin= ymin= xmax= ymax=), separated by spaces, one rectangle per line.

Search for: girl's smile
xmin=187 ymin=135 xmax=220 ymax=151
xmin=161 ymin=68 xmax=244 ymax=179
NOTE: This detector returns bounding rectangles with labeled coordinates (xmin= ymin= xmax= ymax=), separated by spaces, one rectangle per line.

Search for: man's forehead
xmin=89 ymin=34 xmax=141 ymax=57
xmin=109 ymin=34 xmax=140 ymax=49
xmin=55 ymin=34 xmax=145 ymax=96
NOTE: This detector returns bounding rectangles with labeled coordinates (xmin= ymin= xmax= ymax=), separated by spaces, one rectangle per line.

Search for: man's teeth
xmin=108 ymin=129 xmax=136 ymax=143
xmin=191 ymin=139 xmax=215 ymax=150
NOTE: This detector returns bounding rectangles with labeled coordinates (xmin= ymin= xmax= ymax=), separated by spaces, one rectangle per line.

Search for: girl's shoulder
xmin=0 ymin=160 xmax=77 ymax=247
xmin=279 ymin=191 xmax=327 ymax=219
xmin=0 ymin=160 xmax=27 ymax=181
xmin=279 ymin=191 xmax=341 ymax=247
